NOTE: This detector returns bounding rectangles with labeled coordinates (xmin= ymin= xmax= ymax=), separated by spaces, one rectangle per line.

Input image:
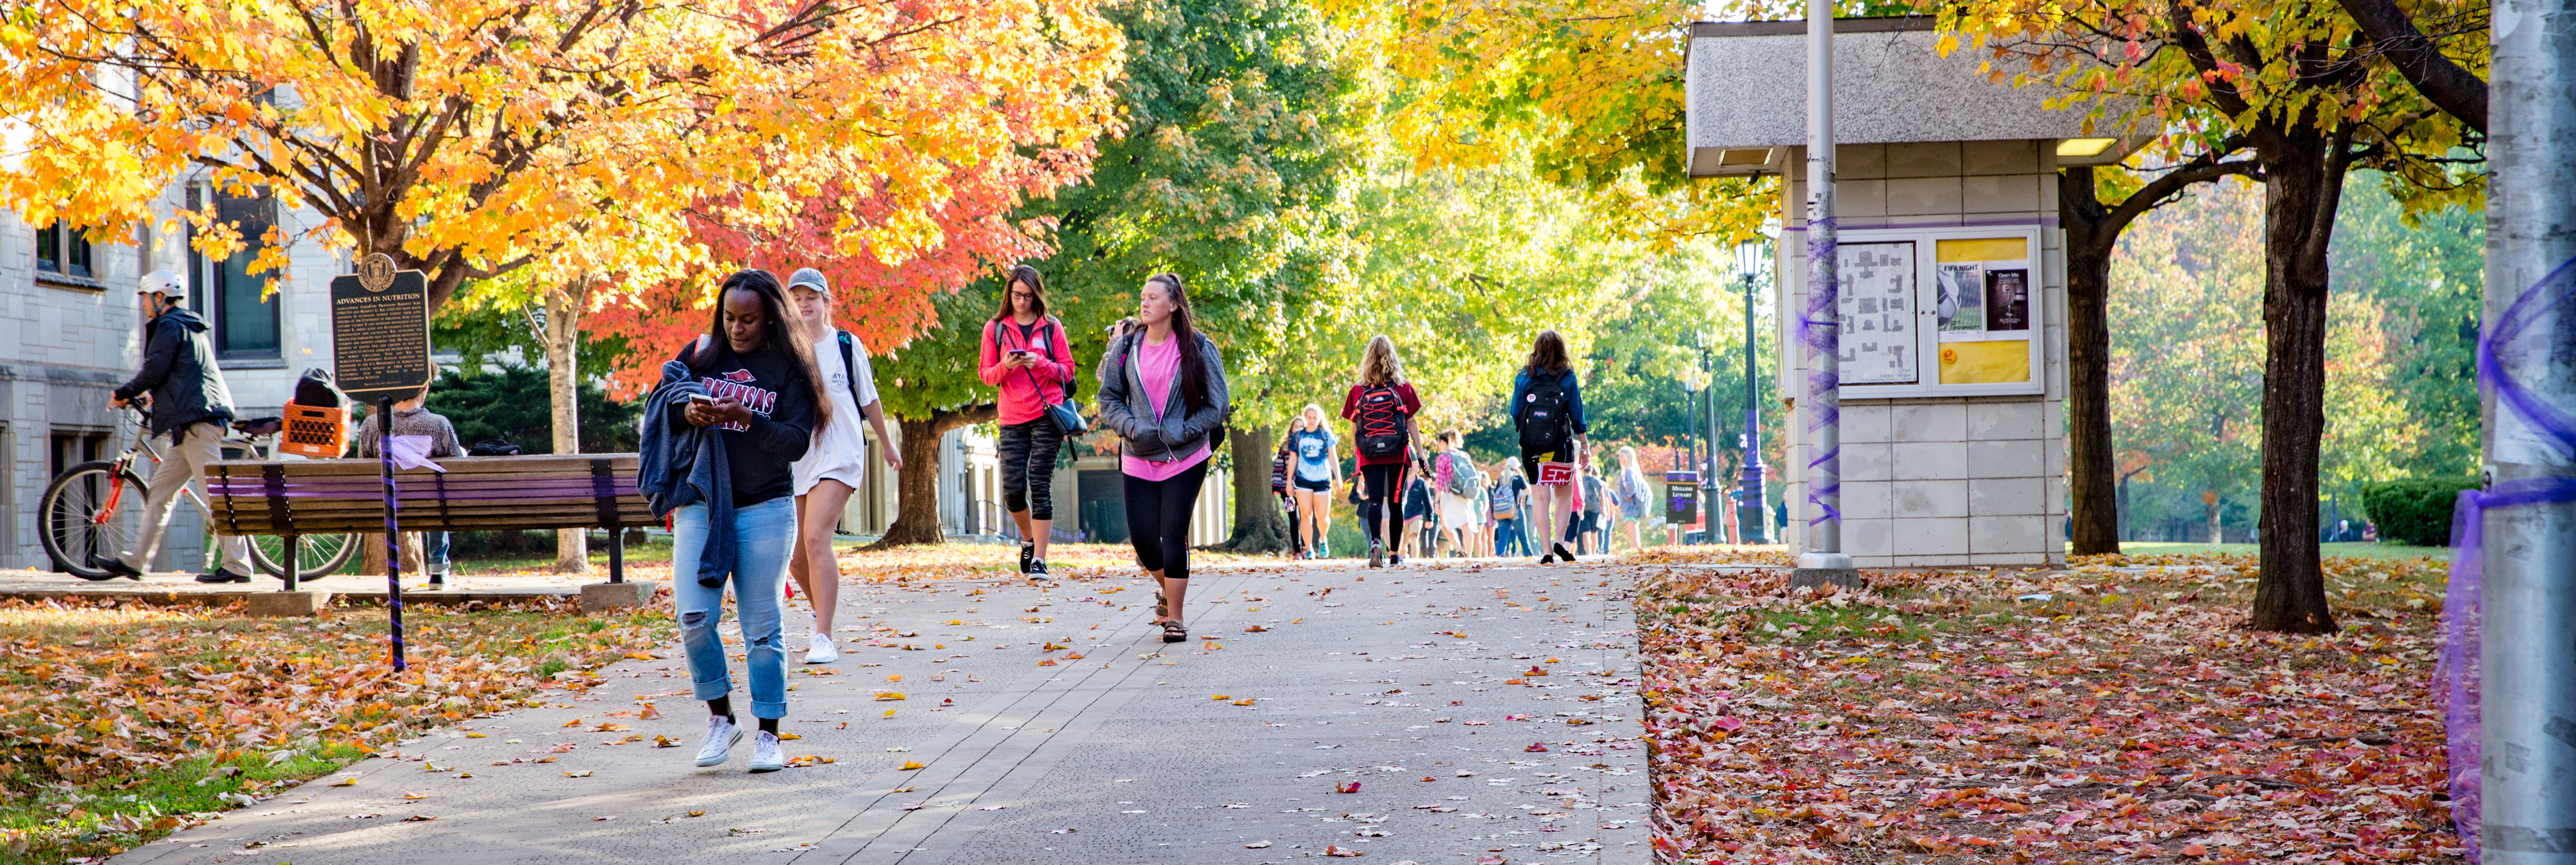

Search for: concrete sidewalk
xmin=112 ymin=556 xmax=1648 ymax=865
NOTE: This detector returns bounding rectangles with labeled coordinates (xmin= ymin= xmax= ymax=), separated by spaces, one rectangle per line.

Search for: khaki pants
xmin=119 ymin=422 xmax=252 ymax=574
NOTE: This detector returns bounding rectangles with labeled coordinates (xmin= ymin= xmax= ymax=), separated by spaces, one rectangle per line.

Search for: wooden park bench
xmin=203 ymin=455 xmax=654 ymax=595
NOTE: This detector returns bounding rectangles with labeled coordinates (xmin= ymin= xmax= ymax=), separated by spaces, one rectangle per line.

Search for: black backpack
xmin=1352 ymin=384 xmax=1409 ymax=459
xmin=1516 ymin=371 xmax=1573 ymax=457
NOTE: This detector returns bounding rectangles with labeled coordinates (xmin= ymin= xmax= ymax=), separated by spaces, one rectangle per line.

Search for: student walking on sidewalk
xmin=640 ymin=270 xmax=822 ymax=774
xmin=786 ymin=268 xmax=901 ymax=665
xmin=1286 ymin=405 xmax=1340 ymax=559
xmin=1513 ymin=330 xmax=1589 ymax=564
xmin=979 ymin=265 xmax=1077 ymax=583
xmin=1096 ymin=274 xmax=1230 ymax=644
xmin=1611 ymin=446 xmax=1652 ymax=553
xmin=1341 ymin=335 xmax=1425 ymax=568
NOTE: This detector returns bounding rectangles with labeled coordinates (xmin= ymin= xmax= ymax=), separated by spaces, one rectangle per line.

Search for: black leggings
xmin=1124 ymin=459 xmax=1210 ymax=580
xmin=999 ymin=417 xmax=1064 ymax=520
xmin=1358 ymin=463 xmax=1408 ymax=554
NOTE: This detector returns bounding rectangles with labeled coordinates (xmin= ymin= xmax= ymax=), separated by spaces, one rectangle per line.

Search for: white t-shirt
xmin=793 ymin=329 xmax=883 ymax=495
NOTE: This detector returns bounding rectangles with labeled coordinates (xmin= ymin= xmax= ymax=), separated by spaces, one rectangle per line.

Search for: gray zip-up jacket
xmin=1094 ymin=329 xmax=1230 ymax=465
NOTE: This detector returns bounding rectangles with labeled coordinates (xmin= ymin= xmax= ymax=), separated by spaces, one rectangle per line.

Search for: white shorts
xmin=1438 ymin=493 xmax=1479 ymax=529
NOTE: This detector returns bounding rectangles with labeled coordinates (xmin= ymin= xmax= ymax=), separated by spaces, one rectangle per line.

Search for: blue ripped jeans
xmin=671 ymin=497 xmax=795 ymax=719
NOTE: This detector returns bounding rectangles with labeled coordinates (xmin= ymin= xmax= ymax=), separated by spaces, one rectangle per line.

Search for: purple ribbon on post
xmin=2436 ymin=256 xmax=2576 ymax=863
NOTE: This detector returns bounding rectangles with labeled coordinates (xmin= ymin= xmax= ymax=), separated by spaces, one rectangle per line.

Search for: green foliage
xmin=869 ymin=283 xmax=1008 ymax=422
xmin=2360 ymin=477 xmax=2479 ymax=547
xmin=432 ymin=302 xmax=634 ymax=382
xmin=2331 ymin=171 xmax=2484 ymax=478
xmin=424 ymin=366 xmax=641 ymax=454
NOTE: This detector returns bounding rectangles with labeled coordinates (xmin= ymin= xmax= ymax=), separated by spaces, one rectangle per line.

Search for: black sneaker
xmin=1027 ymin=559 xmax=1052 ymax=583
xmin=88 ymin=554 xmax=142 ymax=578
xmin=1387 ymin=553 xmax=1403 ymax=567
xmin=194 ymin=569 xmax=250 ymax=584
xmin=1019 ymin=541 xmax=1036 ymax=575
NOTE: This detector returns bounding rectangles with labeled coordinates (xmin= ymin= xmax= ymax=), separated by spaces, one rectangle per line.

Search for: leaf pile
xmin=1635 ymin=554 xmax=2460 ymax=864
xmin=0 ymin=597 xmax=673 ymax=861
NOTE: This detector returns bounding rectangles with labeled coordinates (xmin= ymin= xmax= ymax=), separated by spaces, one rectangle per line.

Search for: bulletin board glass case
xmin=1829 ymin=225 xmax=2044 ymax=398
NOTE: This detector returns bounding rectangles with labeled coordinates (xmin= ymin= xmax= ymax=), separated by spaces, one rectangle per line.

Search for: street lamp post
xmin=1737 ymin=239 xmax=1771 ymax=544
xmin=1703 ymin=337 xmax=1724 ymax=544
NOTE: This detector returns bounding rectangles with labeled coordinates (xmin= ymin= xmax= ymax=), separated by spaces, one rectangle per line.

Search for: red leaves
xmin=1639 ymin=556 xmax=2458 ymax=863
xmin=1335 ymin=781 xmax=1362 ymax=794
xmin=1523 ymin=743 xmax=1549 ymax=753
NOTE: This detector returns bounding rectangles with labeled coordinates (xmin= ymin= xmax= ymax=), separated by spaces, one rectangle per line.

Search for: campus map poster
xmin=1836 ymin=241 xmax=1918 ymax=384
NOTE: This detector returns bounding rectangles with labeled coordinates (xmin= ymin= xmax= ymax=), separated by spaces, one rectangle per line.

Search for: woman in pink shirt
xmin=978 ymin=265 xmax=1077 ymax=582
xmin=1094 ymin=273 xmax=1231 ymax=644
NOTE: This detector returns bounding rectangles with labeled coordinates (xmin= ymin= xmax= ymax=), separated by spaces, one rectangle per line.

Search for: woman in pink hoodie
xmin=979 ymin=265 xmax=1077 ymax=582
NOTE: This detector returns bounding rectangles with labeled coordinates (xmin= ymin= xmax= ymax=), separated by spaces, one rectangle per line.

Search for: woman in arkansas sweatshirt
xmin=660 ymin=269 xmax=821 ymax=774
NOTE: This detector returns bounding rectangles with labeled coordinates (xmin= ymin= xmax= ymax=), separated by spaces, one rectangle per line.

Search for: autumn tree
xmin=1944 ymin=0 xmax=2480 ymax=632
xmin=992 ymin=0 xmax=1371 ymax=554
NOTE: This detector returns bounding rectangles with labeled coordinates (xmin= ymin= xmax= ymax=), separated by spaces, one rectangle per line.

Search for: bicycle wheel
xmin=40 ymin=461 xmax=146 ymax=580
xmin=245 ymin=532 xmax=358 ymax=580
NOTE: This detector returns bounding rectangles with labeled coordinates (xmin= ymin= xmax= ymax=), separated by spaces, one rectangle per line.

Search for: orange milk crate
xmin=278 ymin=404 xmax=347 ymax=458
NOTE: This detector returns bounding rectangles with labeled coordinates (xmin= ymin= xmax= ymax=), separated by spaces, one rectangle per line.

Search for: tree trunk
xmin=2059 ymin=167 xmax=2123 ymax=556
xmin=544 ymin=283 xmax=590 ymax=574
xmin=871 ymin=405 xmax=995 ymax=548
xmin=2206 ymin=491 xmax=2223 ymax=543
xmin=1218 ymin=424 xmax=1289 ymax=553
xmin=2246 ymin=123 xmax=2343 ymax=634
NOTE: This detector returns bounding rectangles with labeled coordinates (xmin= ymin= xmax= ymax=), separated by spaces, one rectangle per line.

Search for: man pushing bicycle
xmin=93 ymin=270 xmax=253 ymax=583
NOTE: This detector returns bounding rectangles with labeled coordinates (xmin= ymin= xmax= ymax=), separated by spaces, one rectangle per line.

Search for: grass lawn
xmin=0 ymin=597 xmax=674 ymax=863
xmin=2111 ymin=541 xmax=2449 ymax=561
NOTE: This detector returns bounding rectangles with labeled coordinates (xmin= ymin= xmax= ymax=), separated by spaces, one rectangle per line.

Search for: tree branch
xmin=2336 ymin=0 xmax=2487 ymax=133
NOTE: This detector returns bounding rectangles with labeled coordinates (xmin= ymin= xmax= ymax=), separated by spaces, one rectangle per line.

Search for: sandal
xmin=1161 ymin=620 xmax=1188 ymax=644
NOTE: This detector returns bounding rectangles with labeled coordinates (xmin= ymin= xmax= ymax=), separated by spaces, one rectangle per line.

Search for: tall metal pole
xmin=1791 ymin=2 xmax=1854 ymax=588
xmin=1740 ymin=249 xmax=1770 ymax=544
xmin=1707 ymin=344 xmax=1724 ymax=543
xmin=2480 ymin=0 xmax=2576 ymax=856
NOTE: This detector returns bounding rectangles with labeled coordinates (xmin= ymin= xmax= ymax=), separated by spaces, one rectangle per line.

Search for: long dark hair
xmin=1523 ymin=329 xmax=1572 ymax=377
xmin=686 ymin=269 xmax=832 ymax=431
xmin=1146 ymin=273 xmax=1213 ymax=411
xmin=993 ymin=264 xmax=1048 ymax=321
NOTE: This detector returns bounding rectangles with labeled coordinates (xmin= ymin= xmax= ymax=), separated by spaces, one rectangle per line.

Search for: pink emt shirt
xmin=1120 ymin=332 xmax=1210 ymax=481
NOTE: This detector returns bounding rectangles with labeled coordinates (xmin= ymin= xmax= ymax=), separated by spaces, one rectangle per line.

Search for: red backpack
xmin=1352 ymin=384 xmax=1409 ymax=459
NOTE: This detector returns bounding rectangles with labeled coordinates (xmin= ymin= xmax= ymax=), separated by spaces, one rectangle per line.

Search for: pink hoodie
xmin=978 ymin=316 xmax=1075 ymax=426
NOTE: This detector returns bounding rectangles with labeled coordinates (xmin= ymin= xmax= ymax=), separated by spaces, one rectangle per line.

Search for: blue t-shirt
xmin=1292 ymin=426 xmax=1336 ymax=481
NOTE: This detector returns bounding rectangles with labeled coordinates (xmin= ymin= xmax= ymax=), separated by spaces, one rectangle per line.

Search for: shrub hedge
xmin=2360 ymin=477 xmax=2481 ymax=547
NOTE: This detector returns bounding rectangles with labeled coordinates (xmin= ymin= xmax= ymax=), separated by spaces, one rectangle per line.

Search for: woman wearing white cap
xmin=785 ymin=267 xmax=901 ymax=664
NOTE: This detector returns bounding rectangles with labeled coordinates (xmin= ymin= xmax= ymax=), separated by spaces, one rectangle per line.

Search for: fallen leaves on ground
xmin=0 ymin=596 xmax=673 ymax=861
xmin=1636 ymin=554 xmax=2459 ymax=864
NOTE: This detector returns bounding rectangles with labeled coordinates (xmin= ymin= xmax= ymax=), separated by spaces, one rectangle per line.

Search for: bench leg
xmin=609 ymin=525 xmax=625 ymax=584
xmin=281 ymin=535 xmax=299 ymax=593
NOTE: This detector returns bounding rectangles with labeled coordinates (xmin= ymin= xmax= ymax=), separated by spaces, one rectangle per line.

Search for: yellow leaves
xmin=778 ymin=732 xmax=802 ymax=741
xmin=639 ymin=703 xmax=663 ymax=721
xmin=898 ymin=760 xmax=926 ymax=771
xmin=563 ymin=770 xmax=594 ymax=778
xmin=875 ymin=691 xmax=906 ymax=701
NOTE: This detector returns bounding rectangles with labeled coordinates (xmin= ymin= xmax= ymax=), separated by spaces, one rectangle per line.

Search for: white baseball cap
xmin=137 ymin=270 xmax=187 ymax=300
xmin=787 ymin=267 xmax=830 ymax=295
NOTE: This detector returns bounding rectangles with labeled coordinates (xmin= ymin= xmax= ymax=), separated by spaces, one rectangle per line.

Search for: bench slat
xmin=205 ymin=455 xmax=654 ymax=536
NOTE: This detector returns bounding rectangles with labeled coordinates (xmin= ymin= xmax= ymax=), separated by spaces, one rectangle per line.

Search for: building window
xmin=186 ymin=186 xmax=281 ymax=359
xmin=34 ymin=221 xmax=94 ymax=280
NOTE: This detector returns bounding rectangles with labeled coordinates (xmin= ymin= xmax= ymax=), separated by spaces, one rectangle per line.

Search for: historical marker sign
xmin=331 ymin=253 xmax=432 ymax=397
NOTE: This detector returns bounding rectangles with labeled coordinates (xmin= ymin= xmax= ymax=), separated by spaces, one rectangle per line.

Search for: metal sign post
xmin=2479 ymin=0 xmax=2576 ymax=856
xmin=331 ymin=252 xmax=432 ymax=672
xmin=1791 ymin=3 xmax=1857 ymax=588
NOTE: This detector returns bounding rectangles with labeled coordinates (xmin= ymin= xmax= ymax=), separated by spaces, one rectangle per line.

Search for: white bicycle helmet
xmin=137 ymin=269 xmax=187 ymax=300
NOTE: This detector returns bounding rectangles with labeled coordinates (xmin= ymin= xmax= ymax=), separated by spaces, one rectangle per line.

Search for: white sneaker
xmin=695 ymin=715 xmax=742 ymax=767
xmin=748 ymin=730 xmax=785 ymax=773
xmin=805 ymin=633 xmax=839 ymax=665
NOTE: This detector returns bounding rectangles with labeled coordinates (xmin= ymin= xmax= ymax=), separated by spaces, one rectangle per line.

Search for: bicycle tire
xmin=246 ymin=532 xmax=358 ymax=580
xmin=40 ymin=461 xmax=146 ymax=580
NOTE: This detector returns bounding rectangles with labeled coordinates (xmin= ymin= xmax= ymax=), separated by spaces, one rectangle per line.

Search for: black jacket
xmin=114 ymin=308 xmax=235 ymax=438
